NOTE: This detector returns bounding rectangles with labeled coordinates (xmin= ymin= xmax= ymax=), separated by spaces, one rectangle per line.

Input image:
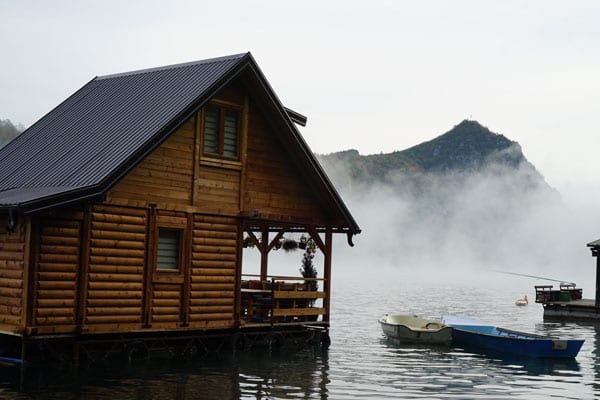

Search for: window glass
xmin=203 ymin=107 xmax=220 ymax=154
xmin=157 ymin=228 xmax=181 ymax=270
xmin=223 ymin=110 xmax=239 ymax=156
xmin=203 ymin=105 xmax=239 ymax=158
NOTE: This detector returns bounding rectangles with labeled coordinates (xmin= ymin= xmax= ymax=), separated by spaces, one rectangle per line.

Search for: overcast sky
xmin=2 ymin=0 xmax=599 ymax=202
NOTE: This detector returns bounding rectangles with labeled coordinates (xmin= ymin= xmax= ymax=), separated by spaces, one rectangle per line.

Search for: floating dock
xmin=535 ymin=238 xmax=600 ymax=320
xmin=535 ymin=284 xmax=600 ymax=320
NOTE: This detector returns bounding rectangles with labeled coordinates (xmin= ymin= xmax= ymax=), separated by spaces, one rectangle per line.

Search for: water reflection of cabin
xmin=0 ymin=53 xmax=360 ymax=363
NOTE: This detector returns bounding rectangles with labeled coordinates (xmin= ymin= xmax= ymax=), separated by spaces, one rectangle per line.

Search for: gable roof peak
xmin=96 ymin=52 xmax=250 ymax=81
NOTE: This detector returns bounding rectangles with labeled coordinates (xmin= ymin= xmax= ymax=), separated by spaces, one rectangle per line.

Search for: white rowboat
xmin=378 ymin=314 xmax=453 ymax=344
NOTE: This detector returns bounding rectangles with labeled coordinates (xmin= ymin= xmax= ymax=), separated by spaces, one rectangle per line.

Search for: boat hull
xmin=379 ymin=315 xmax=452 ymax=344
xmin=451 ymin=325 xmax=584 ymax=358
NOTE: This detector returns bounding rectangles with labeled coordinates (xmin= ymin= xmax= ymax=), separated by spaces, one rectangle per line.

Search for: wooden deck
xmin=240 ymin=275 xmax=327 ymax=326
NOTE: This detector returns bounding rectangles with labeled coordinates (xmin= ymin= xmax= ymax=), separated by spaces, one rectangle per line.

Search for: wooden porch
xmin=240 ymin=274 xmax=327 ymax=328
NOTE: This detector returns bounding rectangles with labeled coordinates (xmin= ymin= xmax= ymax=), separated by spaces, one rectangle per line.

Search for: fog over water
xmin=321 ymin=149 xmax=600 ymax=296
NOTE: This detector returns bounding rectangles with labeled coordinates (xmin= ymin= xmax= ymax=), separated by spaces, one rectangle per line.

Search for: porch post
xmin=260 ymin=227 xmax=268 ymax=281
xmin=323 ymin=228 xmax=332 ymax=322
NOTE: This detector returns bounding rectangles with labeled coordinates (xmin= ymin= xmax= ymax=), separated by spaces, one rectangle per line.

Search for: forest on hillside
xmin=0 ymin=119 xmax=22 ymax=148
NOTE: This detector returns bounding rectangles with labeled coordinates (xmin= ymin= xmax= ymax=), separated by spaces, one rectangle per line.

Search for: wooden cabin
xmin=0 ymin=53 xmax=360 ymax=362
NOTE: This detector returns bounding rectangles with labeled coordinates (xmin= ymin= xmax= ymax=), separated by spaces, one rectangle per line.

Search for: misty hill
xmin=319 ymin=119 xmax=554 ymax=196
xmin=319 ymin=120 xmax=567 ymax=273
xmin=0 ymin=119 xmax=22 ymax=148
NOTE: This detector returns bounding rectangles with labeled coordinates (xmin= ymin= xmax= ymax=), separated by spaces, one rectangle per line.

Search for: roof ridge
xmin=96 ymin=52 xmax=249 ymax=80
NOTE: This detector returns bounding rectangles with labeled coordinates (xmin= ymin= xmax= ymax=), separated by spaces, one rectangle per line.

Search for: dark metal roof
xmin=0 ymin=52 xmax=360 ymax=234
xmin=0 ymin=53 xmax=246 ymax=200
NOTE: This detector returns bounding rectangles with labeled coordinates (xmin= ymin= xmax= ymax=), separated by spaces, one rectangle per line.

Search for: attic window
xmin=203 ymin=105 xmax=239 ymax=158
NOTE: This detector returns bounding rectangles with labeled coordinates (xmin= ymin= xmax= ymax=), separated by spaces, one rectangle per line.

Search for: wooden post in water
xmin=589 ymin=241 xmax=600 ymax=309
xmin=596 ymin=253 xmax=600 ymax=309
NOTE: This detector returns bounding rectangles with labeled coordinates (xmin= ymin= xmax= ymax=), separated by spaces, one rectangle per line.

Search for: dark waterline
xmin=1 ymin=271 xmax=599 ymax=399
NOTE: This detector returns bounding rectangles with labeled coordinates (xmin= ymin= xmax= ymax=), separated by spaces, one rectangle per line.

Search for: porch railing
xmin=240 ymin=274 xmax=326 ymax=325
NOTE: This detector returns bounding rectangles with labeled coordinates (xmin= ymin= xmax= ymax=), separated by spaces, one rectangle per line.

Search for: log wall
xmin=105 ymin=118 xmax=195 ymax=209
xmin=86 ymin=205 xmax=146 ymax=331
xmin=0 ymin=215 xmax=25 ymax=331
xmin=31 ymin=212 xmax=82 ymax=331
xmin=195 ymin=165 xmax=240 ymax=215
xmin=244 ymin=101 xmax=328 ymax=221
xmin=189 ymin=215 xmax=237 ymax=329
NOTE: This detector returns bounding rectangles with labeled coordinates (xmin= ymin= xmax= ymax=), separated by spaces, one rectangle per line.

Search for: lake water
xmin=1 ymin=270 xmax=598 ymax=399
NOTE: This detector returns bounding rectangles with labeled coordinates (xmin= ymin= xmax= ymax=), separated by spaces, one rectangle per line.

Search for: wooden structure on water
xmin=0 ymin=53 xmax=360 ymax=363
xmin=534 ymin=239 xmax=600 ymax=320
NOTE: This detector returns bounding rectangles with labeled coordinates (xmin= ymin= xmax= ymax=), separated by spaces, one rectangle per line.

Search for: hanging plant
xmin=243 ymin=235 xmax=255 ymax=248
xmin=298 ymin=235 xmax=308 ymax=250
xmin=282 ymin=238 xmax=299 ymax=251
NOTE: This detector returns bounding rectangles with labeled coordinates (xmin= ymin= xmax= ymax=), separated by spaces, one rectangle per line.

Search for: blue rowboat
xmin=442 ymin=315 xmax=584 ymax=358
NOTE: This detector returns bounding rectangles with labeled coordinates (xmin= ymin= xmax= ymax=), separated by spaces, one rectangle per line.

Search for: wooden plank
xmin=192 ymin=230 xmax=237 ymax=240
xmin=189 ymin=305 xmax=233 ymax=314
xmin=189 ymin=298 xmax=233 ymax=306
xmin=89 ymin=273 xmax=143 ymax=283
xmin=36 ymin=281 xmax=75 ymax=290
xmin=35 ymin=308 xmax=76 ymax=317
xmin=273 ymin=307 xmax=325 ymax=317
xmin=273 ymin=291 xmax=325 ymax=299
xmin=90 ymin=247 xmax=145 ymax=258
xmin=0 ymin=297 xmax=22 ymax=307
xmin=190 ymin=275 xmax=235 ymax=283
xmin=35 ymin=316 xmax=75 ymax=325
xmin=0 ymin=260 xmax=25 ymax=270
xmin=88 ymin=282 xmax=143 ymax=290
xmin=0 ymin=242 xmax=25 ymax=252
xmin=35 ymin=289 xmax=72 ymax=299
xmin=87 ymin=290 xmax=143 ymax=299
xmin=189 ymin=290 xmax=234 ymax=298
xmin=90 ymin=238 xmax=145 ymax=250
xmin=0 ymin=269 xmax=23 ymax=279
xmin=91 ymin=221 xmax=146 ymax=234
xmin=85 ymin=315 xmax=141 ymax=324
xmin=152 ymin=298 xmax=180 ymax=307
xmin=87 ymin=307 xmax=142 ymax=316
xmin=94 ymin=204 xmax=149 ymax=217
xmin=89 ymin=265 xmax=144 ymax=274
xmin=192 ymin=245 xmax=237 ymax=254
xmin=41 ymin=235 xmax=80 ymax=246
xmin=90 ymin=256 xmax=144 ymax=266
xmin=36 ymin=299 xmax=76 ymax=308
xmin=190 ymin=283 xmax=234 ymax=291
xmin=37 ymin=272 xmax=77 ymax=281
xmin=91 ymin=230 xmax=146 ymax=241
xmin=38 ymin=253 xmax=79 ymax=264
xmin=188 ymin=313 xmax=233 ymax=321
xmin=151 ymin=306 xmax=179 ymax=315
xmin=38 ymin=262 xmax=77 ymax=272
xmin=86 ymin=299 xmax=141 ymax=307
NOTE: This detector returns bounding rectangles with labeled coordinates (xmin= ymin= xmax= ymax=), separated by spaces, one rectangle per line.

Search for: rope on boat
xmin=489 ymin=270 xmax=575 ymax=286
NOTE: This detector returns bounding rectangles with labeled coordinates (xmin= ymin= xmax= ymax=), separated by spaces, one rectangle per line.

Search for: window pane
xmin=203 ymin=107 xmax=219 ymax=154
xmin=223 ymin=110 xmax=239 ymax=157
xmin=157 ymin=229 xmax=180 ymax=270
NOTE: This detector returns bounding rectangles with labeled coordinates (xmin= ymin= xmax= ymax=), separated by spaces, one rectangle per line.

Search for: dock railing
xmin=240 ymin=274 xmax=326 ymax=325
xmin=535 ymin=284 xmax=583 ymax=303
